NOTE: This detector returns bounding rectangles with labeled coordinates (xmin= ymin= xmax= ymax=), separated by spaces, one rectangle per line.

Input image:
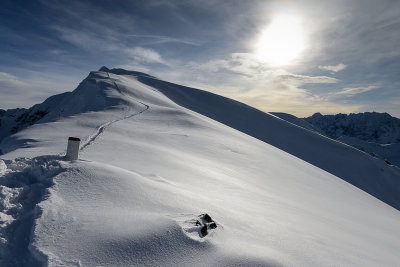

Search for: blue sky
xmin=1 ymin=0 xmax=399 ymax=117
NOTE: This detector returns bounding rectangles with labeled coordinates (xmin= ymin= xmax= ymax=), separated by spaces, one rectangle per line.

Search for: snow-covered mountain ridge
xmin=0 ymin=67 xmax=399 ymax=266
xmin=0 ymin=69 xmax=155 ymax=147
xmin=305 ymin=112 xmax=400 ymax=144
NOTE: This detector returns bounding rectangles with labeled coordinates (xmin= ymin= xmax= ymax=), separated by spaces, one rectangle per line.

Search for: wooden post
xmin=66 ymin=137 xmax=81 ymax=160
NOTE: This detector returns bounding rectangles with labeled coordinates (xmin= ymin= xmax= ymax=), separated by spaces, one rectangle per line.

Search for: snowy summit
xmin=0 ymin=67 xmax=399 ymax=266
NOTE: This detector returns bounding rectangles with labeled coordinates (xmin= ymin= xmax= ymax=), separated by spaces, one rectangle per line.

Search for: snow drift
xmin=0 ymin=67 xmax=399 ymax=266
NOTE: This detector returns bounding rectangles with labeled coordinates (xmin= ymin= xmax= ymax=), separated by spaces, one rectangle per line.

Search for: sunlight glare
xmin=257 ymin=15 xmax=306 ymax=66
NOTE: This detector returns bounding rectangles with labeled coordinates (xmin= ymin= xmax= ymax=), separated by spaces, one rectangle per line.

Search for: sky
xmin=1 ymin=0 xmax=399 ymax=117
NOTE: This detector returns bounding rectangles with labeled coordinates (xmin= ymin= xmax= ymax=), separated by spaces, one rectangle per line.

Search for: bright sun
xmin=256 ymin=15 xmax=306 ymax=66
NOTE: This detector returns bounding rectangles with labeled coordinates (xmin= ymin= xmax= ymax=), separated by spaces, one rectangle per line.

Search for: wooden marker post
xmin=66 ymin=137 xmax=81 ymax=160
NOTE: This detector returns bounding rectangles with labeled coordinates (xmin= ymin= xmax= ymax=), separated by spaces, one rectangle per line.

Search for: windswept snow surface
xmin=0 ymin=68 xmax=399 ymax=266
xmin=135 ymin=75 xmax=400 ymax=211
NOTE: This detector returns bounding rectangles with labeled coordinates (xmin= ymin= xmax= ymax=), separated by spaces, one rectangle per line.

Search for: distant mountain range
xmin=272 ymin=112 xmax=400 ymax=167
xmin=305 ymin=112 xmax=400 ymax=144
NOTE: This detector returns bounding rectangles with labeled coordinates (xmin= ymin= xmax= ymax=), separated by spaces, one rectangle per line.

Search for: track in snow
xmin=80 ymin=72 xmax=149 ymax=151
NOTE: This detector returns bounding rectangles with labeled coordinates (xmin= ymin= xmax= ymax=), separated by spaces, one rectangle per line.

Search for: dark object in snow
xmin=196 ymin=213 xmax=217 ymax=238
xmin=385 ymin=160 xmax=392 ymax=165
xmin=203 ymin=213 xmax=212 ymax=222
xmin=200 ymin=225 xmax=208 ymax=237
xmin=209 ymin=222 xmax=217 ymax=229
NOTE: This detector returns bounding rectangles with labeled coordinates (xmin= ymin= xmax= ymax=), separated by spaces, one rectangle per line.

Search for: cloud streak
xmin=125 ymin=47 xmax=167 ymax=65
xmin=319 ymin=63 xmax=347 ymax=73
xmin=0 ymin=70 xmax=81 ymax=109
xmin=336 ymin=85 xmax=379 ymax=96
xmin=0 ymin=72 xmax=26 ymax=88
xmin=188 ymin=53 xmax=339 ymax=85
xmin=51 ymin=26 xmax=168 ymax=66
xmin=126 ymin=34 xmax=200 ymax=46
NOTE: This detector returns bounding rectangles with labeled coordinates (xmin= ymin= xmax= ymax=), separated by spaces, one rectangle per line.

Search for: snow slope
xmin=0 ymin=68 xmax=400 ymax=266
xmin=134 ymin=73 xmax=400 ymax=211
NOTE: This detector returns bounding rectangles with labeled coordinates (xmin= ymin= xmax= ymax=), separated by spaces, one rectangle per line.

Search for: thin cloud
xmin=336 ymin=85 xmax=379 ymax=96
xmin=279 ymin=73 xmax=338 ymax=84
xmin=116 ymin=64 xmax=150 ymax=73
xmin=126 ymin=34 xmax=200 ymax=46
xmin=188 ymin=59 xmax=230 ymax=72
xmin=319 ymin=63 xmax=347 ymax=73
xmin=189 ymin=53 xmax=275 ymax=78
xmin=0 ymin=72 xmax=26 ymax=93
xmin=0 ymin=71 xmax=81 ymax=109
xmin=188 ymin=53 xmax=339 ymax=85
xmin=125 ymin=47 xmax=167 ymax=65
xmin=51 ymin=26 xmax=119 ymax=51
xmin=52 ymin=26 xmax=169 ymax=66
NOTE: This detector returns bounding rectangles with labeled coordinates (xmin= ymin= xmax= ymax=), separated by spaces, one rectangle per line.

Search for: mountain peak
xmin=97 ymin=66 xmax=156 ymax=79
xmin=310 ymin=112 xmax=323 ymax=119
xmin=98 ymin=66 xmax=110 ymax=72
